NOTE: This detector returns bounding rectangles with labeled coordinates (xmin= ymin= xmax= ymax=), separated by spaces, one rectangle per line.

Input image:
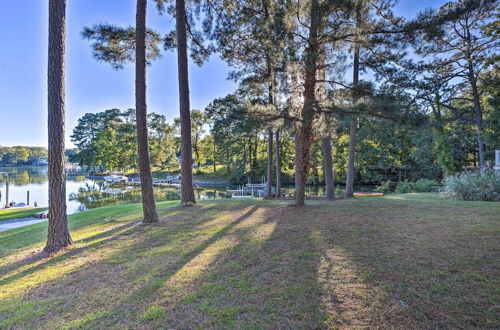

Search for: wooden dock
xmin=126 ymin=178 xmax=193 ymax=189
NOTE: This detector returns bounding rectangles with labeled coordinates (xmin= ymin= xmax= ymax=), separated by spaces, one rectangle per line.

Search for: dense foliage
xmin=75 ymin=0 xmax=499 ymax=190
xmin=70 ymin=109 xmax=178 ymax=172
xmin=0 ymin=146 xmax=47 ymax=166
xmin=444 ymin=170 xmax=500 ymax=201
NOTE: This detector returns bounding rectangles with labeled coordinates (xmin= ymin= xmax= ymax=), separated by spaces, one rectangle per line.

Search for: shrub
xmin=375 ymin=180 xmax=392 ymax=193
xmin=395 ymin=181 xmax=413 ymax=194
xmin=443 ymin=170 xmax=500 ymax=201
xmin=412 ymin=178 xmax=438 ymax=192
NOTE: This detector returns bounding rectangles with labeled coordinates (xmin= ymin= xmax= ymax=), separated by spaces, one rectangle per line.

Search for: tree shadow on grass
xmin=3 ymin=202 xmax=359 ymax=328
xmin=0 ymin=204 xmax=261 ymax=329
xmin=302 ymin=200 xmax=499 ymax=328
xmin=162 ymin=204 xmax=330 ymax=328
xmin=137 ymin=202 xmax=428 ymax=329
xmin=0 ymin=220 xmax=141 ymax=284
xmin=79 ymin=205 xmax=262 ymax=324
xmin=83 ymin=204 xmax=332 ymax=328
xmin=4 ymin=199 xmax=493 ymax=328
xmin=0 ymin=202 xmax=186 ymax=282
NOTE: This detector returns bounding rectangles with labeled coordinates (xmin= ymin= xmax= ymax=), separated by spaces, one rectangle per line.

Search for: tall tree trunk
xmin=433 ymin=97 xmax=455 ymax=175
xmin=294 ymin=0 xmax=320 ymax=206
xmin=194 ymin=134 xmax=201 ymax=170
xmin=213 ymin=141 xmax=216 ymax=172
xmin=135 ymin=0 xmax=159 ymax=223
xmin=287 ymin=0 xmax=300 ymax=117
xmin=253 ymin=135 xmax=258 ymax=170
xmin=275 ymin=130 xmax=281 ymax=197
xmin=44 ymin=0 xmax=72 ymax=253
xmin=345 ymin=31 xmax=360 ymax=198
xmin=345 ymin=116 xmax=357 ymax=197
xmin=322 ymin=135 xmax=335 ymax=200
xmin=265 ymin=43 xmax=275 ymax=198
xmin=266 ymin=129 xmax=273 ymax=197
xmin=464 ymin=25 xmax=485 ymax=169
xmin=176 ymin=0 xmax=196 ymax=206
xmin=294 ymin=123 xmax=313 ymax=206
xmin=468 ymin=63 xmax=485 ymax=168
xmin=248 ymin=136 xmax=253 ymax=174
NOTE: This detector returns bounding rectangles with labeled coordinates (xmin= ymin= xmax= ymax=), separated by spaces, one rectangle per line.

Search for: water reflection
xmin=0 ymin=166 xmax=373 ymax=215
xmin=0 ymin=166 xmax=227 ymax=214
xmin=0 ymin=166 xmax=48 ymax=185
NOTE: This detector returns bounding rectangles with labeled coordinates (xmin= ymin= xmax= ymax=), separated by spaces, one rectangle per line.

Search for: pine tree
xmin=136 ymin=0 xmax=159 ymax=222
xmin=415 ymin=0 xmax=499 ymax=168
xmin=275 ymin=129 xmax=282 ymax=197
xmin=82 ymin=1 xmax=160 ymax=223
xmin=209 ymin=0 xmax=287 ymax=198
xmin=175 ymin=0 xmax=196 ymax=206
xmin=45 ymin=0 xmax=72 ymax=253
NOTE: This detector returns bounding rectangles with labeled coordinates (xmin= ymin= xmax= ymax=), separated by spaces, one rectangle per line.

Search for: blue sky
xmin=0 ymin=0 xmax=447 ymax=147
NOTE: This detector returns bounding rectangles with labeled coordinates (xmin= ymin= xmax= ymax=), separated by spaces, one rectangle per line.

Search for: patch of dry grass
xmin=0 ymin=194 xmax=498 ymax=329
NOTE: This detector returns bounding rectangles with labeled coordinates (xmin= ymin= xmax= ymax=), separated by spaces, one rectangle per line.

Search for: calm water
xmin=0 ymin=166 xmax=375 ymax=215
xmin=0 ymin=166 xmax=226 ymax=214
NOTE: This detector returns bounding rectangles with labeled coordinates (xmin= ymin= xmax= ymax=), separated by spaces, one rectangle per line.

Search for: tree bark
xmin=44 ymin=0 xmax=72 ymax=253
xmin=468 ymin=62 xmax=485 ymax=168
xmin=265 ymin=39 xmax=275 ymax=198
xmin=213 ymin=141 xmax=216 ymax=172
xmin=294 ymin=0 xmax=320 ymax=206
xmin=294 ymin=123 xmax=313 ymax=206
xmin=345 ymin=116 xmax=357 ymax=197
xmin=275 ymin=130 xmax=281 ymax=197
xmin=194 ymin=133 xmax=201 ymax=170
xmin=322 ymin=136 xmax=335 ymax=200
xmin=176 ymin=0 xmax=196 ymax=206
xmin=253 ymin=135 xmax=258 ymax=170
xmin=463 ymin=23 xmax=486 ymax=169
xmin=266 ymin=129 xmax=273 ymax=197
xmin=345 ymin=15 xmax=361 ymax=198
xmin=135 ymin=0 xmax=159 ymax=223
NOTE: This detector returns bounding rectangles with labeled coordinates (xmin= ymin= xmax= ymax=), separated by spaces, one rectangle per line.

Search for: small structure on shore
xmin=226 ymin=178 xmax=267 ymax=198
xmin=0 ymin=172 xmax=9 ymax=208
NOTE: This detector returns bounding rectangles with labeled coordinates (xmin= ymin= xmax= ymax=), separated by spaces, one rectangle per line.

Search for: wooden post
xmin=5 ymin=175 xmax=9 ymax=208
xmin=27 ymin=190 xmax=30 ymax=206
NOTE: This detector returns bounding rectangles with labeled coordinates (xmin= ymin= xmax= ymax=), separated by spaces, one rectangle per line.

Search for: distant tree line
xmin=0 ymin=146 xmax=48 ymax=166
xmin=71 ymin=88 xmax=496 ymax=187
xmin=70 ymin=108 xmax=178 ymax=172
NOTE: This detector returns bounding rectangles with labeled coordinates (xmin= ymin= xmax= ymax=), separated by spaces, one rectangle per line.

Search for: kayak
xmin=353 ymin=192 xmax=384 ymax=197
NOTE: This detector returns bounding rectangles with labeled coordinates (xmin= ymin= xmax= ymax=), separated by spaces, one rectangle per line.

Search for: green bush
xmin=395 ymin=181 xmax=413 ymax=194
xmin=443 ymin=170 xmax=500 ymax=201
xmin=412 ymin=178 xmax=438 ymax=192
xmin=375 ymin=180 xmax=392 ymax=193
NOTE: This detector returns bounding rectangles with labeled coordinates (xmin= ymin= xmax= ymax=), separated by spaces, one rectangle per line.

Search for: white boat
xmin=103 ymin=175 xmax=128 ymax=183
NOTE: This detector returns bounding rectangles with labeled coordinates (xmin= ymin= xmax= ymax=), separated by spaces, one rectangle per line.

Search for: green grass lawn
xmin=146 ymin=164 xmax=231 ymax=182
xmin=0 ymin=207 xmax=45 ymax=222
xmin=193 ymin=164 xmax=231 ymax=181
xmin=0 ymin=194 xmax=498 ymax=328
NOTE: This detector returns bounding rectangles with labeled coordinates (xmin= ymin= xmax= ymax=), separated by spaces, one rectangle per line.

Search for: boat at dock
xmin=127 ymin=176 xmax=196 ymax=189
xmin=103 ymin=175 xmax=128 ymax=183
